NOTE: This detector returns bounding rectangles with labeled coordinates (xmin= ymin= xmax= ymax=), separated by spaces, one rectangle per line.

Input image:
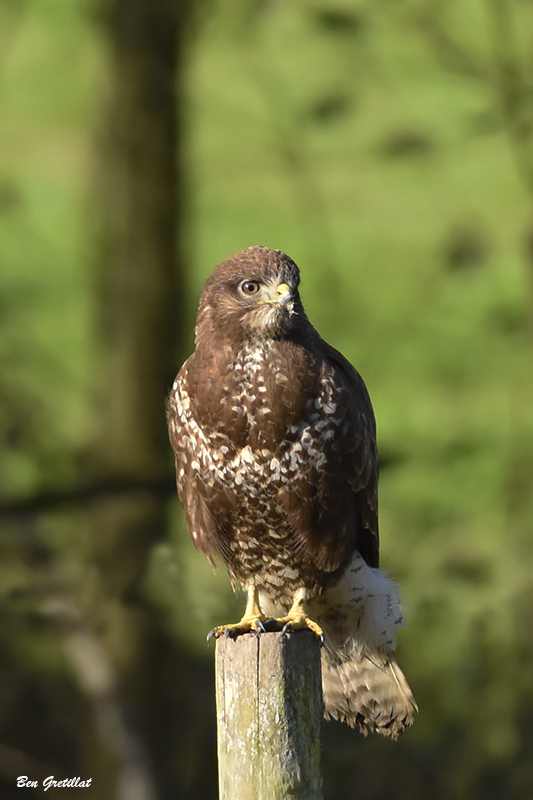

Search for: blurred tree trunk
xmin=79 ymin=1 xmax=216 ymax=798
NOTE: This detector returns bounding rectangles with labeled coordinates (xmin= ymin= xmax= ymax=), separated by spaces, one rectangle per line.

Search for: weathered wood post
xmin=216 ymin=631 xmax=323 ymax=800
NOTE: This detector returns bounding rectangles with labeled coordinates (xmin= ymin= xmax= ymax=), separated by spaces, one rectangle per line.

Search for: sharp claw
xmin=281 ymin=622 xmax=293 ymax=635
xmin=207 ymin=618 xmax=324 ymax=645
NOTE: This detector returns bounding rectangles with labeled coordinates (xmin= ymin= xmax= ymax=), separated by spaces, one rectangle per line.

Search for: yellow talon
xmin=207 ymin=584 xmax=268 ymax=643
xmin=207 ymin=614 xmax=268 ymax=642
xmin=206 ymin=585 xmax=324 ymax=645
xmin=273 ymin=588 xmax=324 ymax=641
xmin=207 ymin=584 xmax=324 ymax=644
xmin=276 ymin=613 xmax=324 ymax=638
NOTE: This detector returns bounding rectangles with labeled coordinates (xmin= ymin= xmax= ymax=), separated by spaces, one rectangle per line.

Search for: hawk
xmin=167 ymin=246 xmax=417 ymax=736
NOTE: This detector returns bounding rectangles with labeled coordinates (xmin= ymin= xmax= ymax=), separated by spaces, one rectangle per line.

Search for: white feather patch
xmin=310 ymin=553 xmax=405 ymax=655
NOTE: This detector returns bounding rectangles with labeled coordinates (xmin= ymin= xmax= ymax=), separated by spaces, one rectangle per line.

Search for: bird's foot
xmin=273 ymin=611 xmax=325 ymax=645
xmin=206 ymin=614 xmax=271 ymax=644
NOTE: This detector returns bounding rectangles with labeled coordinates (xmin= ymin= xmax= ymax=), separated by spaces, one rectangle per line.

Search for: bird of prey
xmin=167 ymin=246 xmax=417 ymax=736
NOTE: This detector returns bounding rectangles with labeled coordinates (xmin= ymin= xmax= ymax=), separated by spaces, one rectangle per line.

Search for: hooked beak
xmin=260 ymin=282 xmax=292 ymax=305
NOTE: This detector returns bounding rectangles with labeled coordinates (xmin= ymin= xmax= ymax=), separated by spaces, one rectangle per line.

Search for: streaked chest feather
xmin=170 ymin=342 xmax=343 ymax=494
xmin=168 ymin=341 xmax=347 ymax=594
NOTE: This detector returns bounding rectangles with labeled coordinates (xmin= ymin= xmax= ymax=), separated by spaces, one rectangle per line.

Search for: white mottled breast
xmin=168 ymin=340 xmax=346 ymax=598
xmin=170 ymin=342 xmax=343 ymax=489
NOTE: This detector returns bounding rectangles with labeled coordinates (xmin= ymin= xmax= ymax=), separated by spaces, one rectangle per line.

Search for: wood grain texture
xmin=216 ymin=631 xmax=323 ymax=800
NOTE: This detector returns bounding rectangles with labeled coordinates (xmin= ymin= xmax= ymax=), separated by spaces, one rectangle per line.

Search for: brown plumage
xmin=167 ymin=246 xmax=417 ymax=736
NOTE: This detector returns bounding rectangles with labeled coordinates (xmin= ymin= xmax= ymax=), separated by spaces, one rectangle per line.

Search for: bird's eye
xmin=240 ymin=280 xmax=260 ymax=296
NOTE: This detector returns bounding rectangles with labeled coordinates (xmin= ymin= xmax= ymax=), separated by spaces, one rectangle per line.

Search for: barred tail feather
xmin=321 ymin=649 xmax=417 ymax=738
xmin=259 ymin=552 xmax=418 ymax=736
xmin=310 ymin=552 xmax=417 ymax=737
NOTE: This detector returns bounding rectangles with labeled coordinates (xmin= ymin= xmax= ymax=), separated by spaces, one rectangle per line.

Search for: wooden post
xmin=215 ymin=631 xmax=323 ymax=800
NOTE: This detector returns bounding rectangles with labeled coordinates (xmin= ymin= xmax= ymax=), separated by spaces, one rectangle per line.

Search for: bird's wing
xmin=321 ymin=340 xmax=379 ymax=568
xmin=167 ymin=355 xmax=234 ymax=568
xmin=273 ymin=333 xmax=380 ymax=575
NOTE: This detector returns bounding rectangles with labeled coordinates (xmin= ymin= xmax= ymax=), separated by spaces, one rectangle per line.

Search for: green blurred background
xmin=1 ymin=0 xmax=533 ymax=798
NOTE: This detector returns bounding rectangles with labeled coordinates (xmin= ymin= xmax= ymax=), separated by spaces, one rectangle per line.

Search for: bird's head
xmin=195 ymin=247 xmax=306 ymax=346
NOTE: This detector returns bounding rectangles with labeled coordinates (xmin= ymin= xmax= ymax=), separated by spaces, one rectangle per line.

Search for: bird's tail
xmin=260 ymin=554 xmax=418 ymax=737
xmin=321 ymin=647 xmax=417 ymax=738
xmin=309 ymin=553 xmax=418 ymax=737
